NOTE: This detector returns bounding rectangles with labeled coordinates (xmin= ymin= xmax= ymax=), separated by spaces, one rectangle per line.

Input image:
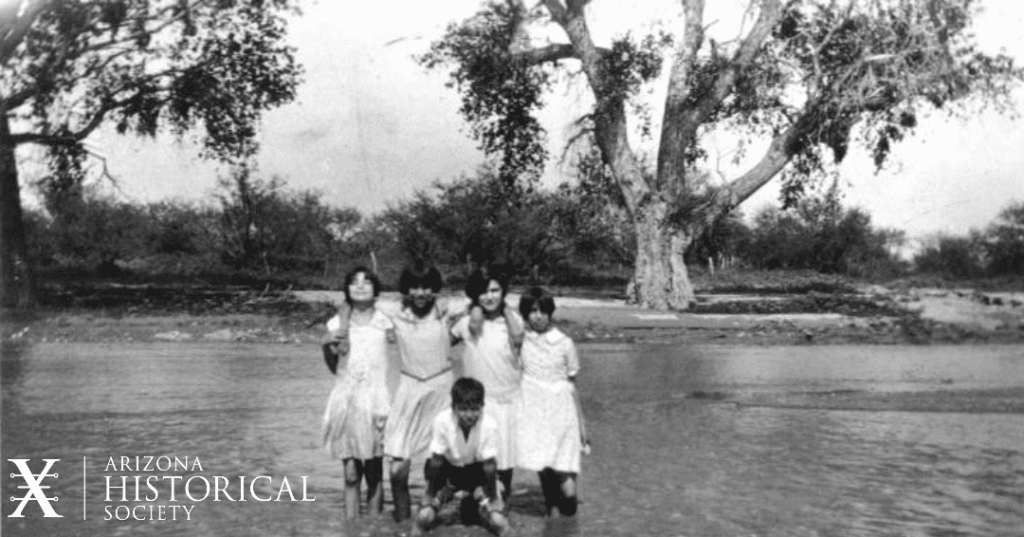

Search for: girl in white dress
xmin=321 ymin=266 xmax=394 ymax=519
xmin=384 ymin=261 xmax=457 ymax=522
xmin=515 ymin=287 xmax=589 ymax=517
xmin=450 ymin=263 xmax=524 ymax=501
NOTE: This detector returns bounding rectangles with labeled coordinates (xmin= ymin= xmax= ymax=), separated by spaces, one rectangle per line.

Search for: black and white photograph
xmin=3 ymin=1 xmax=1024 ymax=536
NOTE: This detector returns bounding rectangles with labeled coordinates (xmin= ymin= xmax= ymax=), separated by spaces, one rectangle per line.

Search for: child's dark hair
xmin=451 ymin=377 xmax=485 ymax=407
xmin=343 ymin=265 xmax=381 ymax=304
xmin=519 ymin=286 xmax=555 ymax=318
xmin=399 ymin=259 xmax=443 ymax=294
xmin=465 ymin=263 xmax=511 ymax=309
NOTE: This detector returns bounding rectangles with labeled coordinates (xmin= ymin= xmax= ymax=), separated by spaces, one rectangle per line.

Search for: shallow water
xmin=3 ymin=342 xmax=1023 ymax=536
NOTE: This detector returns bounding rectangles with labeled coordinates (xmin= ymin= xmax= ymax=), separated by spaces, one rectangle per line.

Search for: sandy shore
xmin=5 ymin=286 xmax=1024 ymax=346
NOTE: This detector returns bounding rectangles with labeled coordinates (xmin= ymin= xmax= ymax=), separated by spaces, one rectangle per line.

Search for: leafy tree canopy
xmin=2 ymin=0 xmax=302 ymax=171
xmin=422 ymin=0 xmax=1022 ymax=309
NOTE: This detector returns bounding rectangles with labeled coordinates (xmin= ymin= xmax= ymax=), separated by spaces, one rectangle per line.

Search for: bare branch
xmin=513 ymin=43 xmax=579 ymax=64
xmin=541 ymin=0 xmax=568 ymax=25
xmin=656 ymin=0 xmax=706 ymax=190
xmin=687 ymin=0 xmax=783 ymax=130
xmin=1 ymin=86 xmax=35 ymax=111
xmin=708 ymin=106 xmax=817 ymax=220
xmin=9 ymin=94 xmax=133 ymax=147
xmin=540 ymin=0 xmax=649 ymax=211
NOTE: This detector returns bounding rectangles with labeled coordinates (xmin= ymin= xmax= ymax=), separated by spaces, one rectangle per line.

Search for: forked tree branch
xmin=540 ymin=0 xmax=649 ymax=213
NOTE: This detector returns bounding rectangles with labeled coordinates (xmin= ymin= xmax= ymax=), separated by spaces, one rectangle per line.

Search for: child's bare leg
xmin=343 ymin=458 xmax=363 ymax=519
xmin=414 ymin=455 xmax=447 ymax=534
xmin=390 ymin=458 xmax=412 ymax=521
xmin=497 ymin=469 xmax=513 ymax=503
xmin=364 ymin=457 xmax=384 ymax=515
xmin=538 ymin=468 xmax=560 ymax=516
xmin=557 ymin=472 xmax=578 ymax=516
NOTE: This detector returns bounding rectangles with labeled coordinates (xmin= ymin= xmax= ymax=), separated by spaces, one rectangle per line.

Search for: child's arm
xmin=421 ymin=414 xmax=450 ymax=508
xmin=478 ymin=458 xmax=502 ymax=509
xmin=468 ymin=304 xmax=484 ymax=338
xmin=503 ymin=307 xmax=524 ymax=365
xmin=565 ymin=338 xmax=589 ymax=452
xmin=448 ymin=312 xmax=465 ymax=347
xmin=570 ymin=378 xmax=591 ymax=454
xmin=421 ymin=454 xmax=446 ymax=508
xmin=322 ymin=306 xmax=350 ymax=374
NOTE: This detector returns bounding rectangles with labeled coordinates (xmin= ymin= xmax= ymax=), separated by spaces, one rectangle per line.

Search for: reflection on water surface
xmin=3 ymin=342 xmax=1023 ymax=536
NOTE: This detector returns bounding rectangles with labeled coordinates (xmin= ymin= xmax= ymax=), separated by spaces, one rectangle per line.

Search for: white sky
xmin=30 ymin=0 xmax=1024 ymax=245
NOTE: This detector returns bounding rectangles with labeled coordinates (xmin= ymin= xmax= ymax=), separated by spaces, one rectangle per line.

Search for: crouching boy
xmin=414 ymin=377 xmax=510 ymax=536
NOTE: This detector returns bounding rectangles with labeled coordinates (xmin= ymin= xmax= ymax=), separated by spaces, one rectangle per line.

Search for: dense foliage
xmin=32 ymin=167 xmax=1002 ymax=291
xmin=914 ymin=201 xmax=1024 ymax=279
xmin=418 ymin=0 xmax=1022 ymax=309
xmin=2 ymin=0 xmax=302 ymax=307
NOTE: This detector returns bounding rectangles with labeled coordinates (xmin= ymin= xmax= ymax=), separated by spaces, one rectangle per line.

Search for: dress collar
xmin=529 ymin=327 xmax=565 ymax=344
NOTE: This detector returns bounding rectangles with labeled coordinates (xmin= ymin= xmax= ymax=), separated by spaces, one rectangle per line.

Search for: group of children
xmin=320 ymin=261 xmax=589 ymax=535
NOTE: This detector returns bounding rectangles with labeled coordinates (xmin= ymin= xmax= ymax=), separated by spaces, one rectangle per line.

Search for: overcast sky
xmin=63 ymin=0 xmax=1024 ymax=246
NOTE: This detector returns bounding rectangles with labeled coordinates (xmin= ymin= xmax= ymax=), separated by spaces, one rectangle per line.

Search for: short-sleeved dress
xmin=451 ymin=312 xmax=523 ymax=471
xmin=322 ymin=309 xmax=394 ymax=461
xmin=383 ymin=303 xmax=456 ymax=462
xmin=515 ymin=327 xmax=582 ymax=473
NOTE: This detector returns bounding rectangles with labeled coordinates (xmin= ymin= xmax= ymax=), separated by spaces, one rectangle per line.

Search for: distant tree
xmin=685 ymin=210 xmax=751 ymax=270
xmin=40 ymin=189 xmax=149 ymax=271
xmin=1 ymin=0 xmax=301 ymax=307
xmin=983 ymin=201 xmax=1024 ymax=276
xmin=914 ymin=233 xmax=985 ymax=279
xmin=422 ymin=0 xmax=1021 ymax=309
xmin=745 ymin=185 xmax=903 ymax=277
xmin=554 ymin=148 xmax=635 ymax=268
xmin=383 ymin=166 xmax=569 ymax=276
xmin=216 ymin=169 xmax=360 ymax=276
xmin=144 ymin=200 xmax=223 ymax=275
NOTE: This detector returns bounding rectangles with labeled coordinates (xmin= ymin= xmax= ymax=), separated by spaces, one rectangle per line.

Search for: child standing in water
xmin=450 ymin=264 xmax=523 ymax=501
xmin=321 ymin=266 xmax=394 ymax=519
xmin=515 ymin=287 xmax=589 ymax=517
xmin=384 ymin=261 xmax=457 ymax=522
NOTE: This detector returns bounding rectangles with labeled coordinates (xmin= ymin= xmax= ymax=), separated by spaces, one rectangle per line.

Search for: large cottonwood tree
xmin=1 ymin=0 xmax=301 ymax=308
xmin=423 ymin=0 xmax=1021 ymax=309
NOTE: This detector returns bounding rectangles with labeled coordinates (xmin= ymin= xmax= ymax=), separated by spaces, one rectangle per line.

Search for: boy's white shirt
xmin=429 ymin=408 xmax=500 ymax=467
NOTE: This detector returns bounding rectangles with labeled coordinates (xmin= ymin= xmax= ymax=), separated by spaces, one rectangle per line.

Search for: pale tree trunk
xmin=631 ymin=202 xmax=696 ymax=310
xmin=0 ymin=110 xmax=36 ymax=309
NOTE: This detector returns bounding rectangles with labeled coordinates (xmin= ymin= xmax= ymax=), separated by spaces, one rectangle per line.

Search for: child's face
xmin=407 ymin=286 xmax=436 ymax=312
xmin=478 ymin=280 xmax=504 ymax=313
xmin=347 ymin=272 xmax=375 ymax=304
xmin=527 ymin=307 xmax=552 ymax=333
xmin=454 ymin=403 xmax=482 ymax=431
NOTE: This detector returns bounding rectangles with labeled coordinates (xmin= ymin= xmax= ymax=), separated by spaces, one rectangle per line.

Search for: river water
xmin=3 ymin=342 xmax=1023 ymax=536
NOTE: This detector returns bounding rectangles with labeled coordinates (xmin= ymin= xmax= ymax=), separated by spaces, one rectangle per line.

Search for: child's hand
xmin=581 ymin=439 xmax=592 ymax=456
xmin=478 ymin=494 xmax=505 ymax=517
xmin=479 ymin=498 xmax=509 ymax=536
xmin=323 ymin=330 xmax=349 ymax=356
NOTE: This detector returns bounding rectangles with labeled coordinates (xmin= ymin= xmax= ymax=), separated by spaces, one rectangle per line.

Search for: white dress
xmin=322 ymin=309 xmax=393 ymax=460
xmin=383 ymin=304 xmax=455 ymax=462
xmin=515 ymin=327 xmax=582 ymax=473
xmin=451 ymin=312 xmax=523 ymax=471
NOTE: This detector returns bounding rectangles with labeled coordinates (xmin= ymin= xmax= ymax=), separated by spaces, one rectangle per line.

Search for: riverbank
xmin=5 ymin=281 xmax=1024 ymax=346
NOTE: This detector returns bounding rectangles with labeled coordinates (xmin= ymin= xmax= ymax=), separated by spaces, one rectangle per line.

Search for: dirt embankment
xmin=3 ymin=282 xmax=1024 ymax=346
